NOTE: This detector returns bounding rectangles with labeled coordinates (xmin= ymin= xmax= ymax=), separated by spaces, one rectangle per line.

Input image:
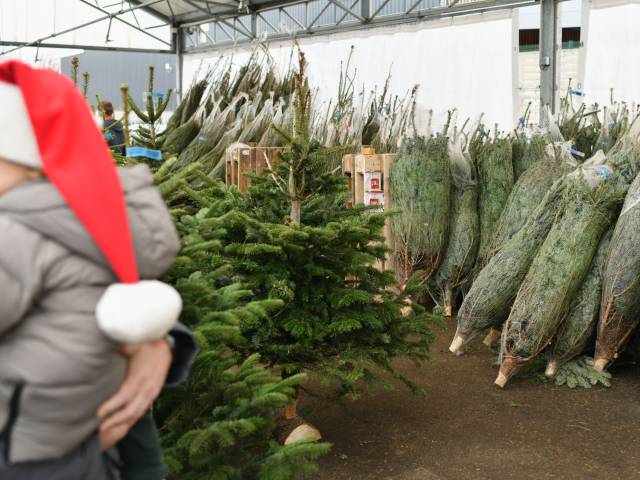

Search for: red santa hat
xmin=0 ymin=60 xmax=181 ymax=344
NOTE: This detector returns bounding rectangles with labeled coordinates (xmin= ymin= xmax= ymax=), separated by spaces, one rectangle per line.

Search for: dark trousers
xmin=0 ymin=435 xmax=118 ymax=480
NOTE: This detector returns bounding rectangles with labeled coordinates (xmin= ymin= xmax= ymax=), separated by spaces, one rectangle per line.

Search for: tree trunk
xmin=291 ymin=199 xmax=301 ymax=225
xmin=444 ymin=284 xmax=454 ymax=317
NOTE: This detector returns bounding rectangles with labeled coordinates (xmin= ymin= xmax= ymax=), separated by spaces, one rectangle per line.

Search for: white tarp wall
xmin=583 ymin=0 xmax=640 ymax=105
xmin=185 ymin=11 xmax=514 ymax=129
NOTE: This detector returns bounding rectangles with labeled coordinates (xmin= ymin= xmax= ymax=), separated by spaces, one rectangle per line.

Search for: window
xmin=519 ymin=27 xmax=581 ymax=52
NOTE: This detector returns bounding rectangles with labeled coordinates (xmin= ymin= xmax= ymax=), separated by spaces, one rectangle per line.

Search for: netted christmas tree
xmin=154 ymin=162 xmax=330 ymax=480
xmin=202 ymin=50 xmax=438 ymax=396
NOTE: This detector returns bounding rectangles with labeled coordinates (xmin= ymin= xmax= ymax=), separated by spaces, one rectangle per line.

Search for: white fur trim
xmin=96 ymin=280 xmax=183 ymax=344
xmin=0 ymin=82 xmax=41 ymax=168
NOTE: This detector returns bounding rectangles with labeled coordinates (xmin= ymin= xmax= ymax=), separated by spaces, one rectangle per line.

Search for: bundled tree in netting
xmin=390 ymin=135 xmax=450 ymax=284
xmin=202 ymin=50 xmax=439 ymax=397
xmin=596 ymin=167 xmax=640 ymax=371
xmin=557 ymin=97 xmax=600 ymax=160
xmin=496 ymin=165 xmax=622 ymax=387
xmin=177 ymin=95 xmax=246 ymax=168
xmin=164 ymin=77 xmax=209 ymax=135
xmin=154 ymin=162 xmax=331 ymax=480
xmin=511 ymin=133 xmax=548 ymax=182
xmin=163 ymin=117 xmax=203 ymax=156
xmin=487 ymin=141 xmax=576 ymax=258
xmin=474 ymin=134 xmax=514 ymax=269
xmin=429 ymin=135 xmax=479 ymax=315
xmin=595 ymin=104 xmax=632 ymax=155
xmin=545 ymin=229 xmax=612 ymax=377
xmin=496 ymin=134 xmax=640 ymax=386
xmin=450 ymin=179 xmax=567 ymax=354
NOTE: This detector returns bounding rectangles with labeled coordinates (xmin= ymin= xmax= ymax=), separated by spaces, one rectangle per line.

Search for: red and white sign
xmin=365 ymin=172 xmax=383 ymax=192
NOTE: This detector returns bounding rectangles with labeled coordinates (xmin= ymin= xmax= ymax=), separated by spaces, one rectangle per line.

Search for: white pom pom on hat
xmin=0 ymin=60 xmax=183 ymax=344
xmin=96 ymin=281 xmax=183 ymax=344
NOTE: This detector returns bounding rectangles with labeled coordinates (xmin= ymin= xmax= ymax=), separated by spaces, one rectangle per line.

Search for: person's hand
xmin=97 ymin=339 xmax=172 ymax=450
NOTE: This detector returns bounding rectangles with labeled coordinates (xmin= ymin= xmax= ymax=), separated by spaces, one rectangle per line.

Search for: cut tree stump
xmin=443 ymin=286 xmax=454 ymax=317
xmin=275 ymin=401 xmax=322 ymax=445
xmin=483 ymin=326 xmax=502 ymax=348
xmin=495 ymin=357 xmax=519 ymax=388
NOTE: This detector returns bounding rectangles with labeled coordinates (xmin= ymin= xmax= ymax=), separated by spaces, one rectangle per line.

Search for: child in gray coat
xmin=0 ymin=61 xmax=196 ymax=479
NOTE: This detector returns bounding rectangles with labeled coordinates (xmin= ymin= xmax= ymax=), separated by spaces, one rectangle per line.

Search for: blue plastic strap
xmin=595 ymin=166 xmax=610 ymax=178
xmin=567 ymin=147 xmax=585 ymax=158
xmin=569 ymin=88 xmax=585 ymax=97
xmin=126 ymin=146 xmax=163 ymax=161
xmin=518 ymin=117 xmax=525 ymax=128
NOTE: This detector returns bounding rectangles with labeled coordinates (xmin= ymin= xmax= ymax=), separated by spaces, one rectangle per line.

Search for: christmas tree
xmin=203 ymin=50 xmax=438 ymax=396
xmin=123 ymin=65 xmax=173 ymax=150
xmin=154 ymin=162 xmax=330 ymax=479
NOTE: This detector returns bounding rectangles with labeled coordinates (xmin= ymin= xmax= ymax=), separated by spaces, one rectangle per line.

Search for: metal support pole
xmin=539 ymin=0 xmax=558 ymax=117
xmin=173 ymin=26 xmax=184 ymax=103
xmin=251 ymin=12 xmax=258 ymax=37
xmin=361 ymin=0 xmax=371 ymax=22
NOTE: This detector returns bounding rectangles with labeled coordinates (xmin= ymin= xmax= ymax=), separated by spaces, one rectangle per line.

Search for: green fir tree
xmin=154 ymin=162 xmax=330 ymax=480
xmin=199 ymin=50 xmax=439 ymax=396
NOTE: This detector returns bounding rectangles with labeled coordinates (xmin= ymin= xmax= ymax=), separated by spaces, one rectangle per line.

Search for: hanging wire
xmin=106 ymin=15 xmax=114 ymax=42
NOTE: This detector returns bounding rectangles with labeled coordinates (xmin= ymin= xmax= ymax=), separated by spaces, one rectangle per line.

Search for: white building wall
xmin=185 ymin=11 xmax=514 ymax=130
xmin=583 ymin=0 xmax=640 ymax=106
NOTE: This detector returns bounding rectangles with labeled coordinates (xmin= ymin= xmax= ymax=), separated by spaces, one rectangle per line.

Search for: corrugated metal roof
xmin=132 ymin=0 xmax=245 ymax=23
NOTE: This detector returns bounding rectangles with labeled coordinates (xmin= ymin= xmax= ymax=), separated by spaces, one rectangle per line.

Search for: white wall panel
xmin=185 ymin=12 xmax=514 ymax=129
xmin=584 ymin=0 xmax=640 ymax=105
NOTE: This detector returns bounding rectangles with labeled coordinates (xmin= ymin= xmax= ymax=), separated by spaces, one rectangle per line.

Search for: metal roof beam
xmin=308 ymin=0 xmax=332 ymax=29
xmin=280 ymin=7 xmax=306 ymax=30
xmin=185 ymin=0 xmax=539 ymax=51
xmin=328 ymin=0 xmax=365 ymax=22
xmin=0 ymin=40 xmax=172 ymax=54
xmin=79 ymin=0 xmax=171 ymax=46
xmin=336 ymin=0 xmax=360 ymax=25
xmin=220 ymin=19 xmax=253 ymax=38
xmin=0 ymin=0 xmax=167 ymax=58
xmin=256 ymin=12 xmax=280 ymax=32
xmin=127 ymin=0 xmax=173 ymax=22
xmin=183 ymin=0 xmax=212 ymax=14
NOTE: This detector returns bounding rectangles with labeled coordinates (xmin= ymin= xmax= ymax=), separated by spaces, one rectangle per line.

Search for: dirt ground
xmin=302 ymin=318 xmax=640 ymax=480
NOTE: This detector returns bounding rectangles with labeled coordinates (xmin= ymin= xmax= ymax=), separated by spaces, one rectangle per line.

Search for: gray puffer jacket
xmin=0 ymin=165 xmax=181 ymax=464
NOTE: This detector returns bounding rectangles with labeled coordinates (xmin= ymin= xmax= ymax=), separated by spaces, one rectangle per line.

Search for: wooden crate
xmin=225 ymin=143 xmax=285 ymax=192
xmin=342 ymin=147 xmax=396 ymax=271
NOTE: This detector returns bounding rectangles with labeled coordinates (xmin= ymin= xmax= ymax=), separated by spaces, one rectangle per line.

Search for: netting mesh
xmin=487 ymin=142 xmax=576 ymax=259
xmin=450 ymin=178 xmax=566 ymax=352
xmin=596 ymin=171 xmax=640 ymax=368
xmin=390 ymin=136 xmax=451 ymax=284
xmin=500 ymin=168 xmax=621 ymax=377
xmin=475 ymin=137 xmax=514 ymax=268
xmin=512 ymin=134 xmax=548 ymax=181
xmin=430 ymin=138 xmax=479 ymax=305
xmin=547 ymin=229 xmax=612 ymax=375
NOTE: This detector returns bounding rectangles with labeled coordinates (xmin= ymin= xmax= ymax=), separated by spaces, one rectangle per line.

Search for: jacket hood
xmin=0 ymin=164 xmax=180 ymax=279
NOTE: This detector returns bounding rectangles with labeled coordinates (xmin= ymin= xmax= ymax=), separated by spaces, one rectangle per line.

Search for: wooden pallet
xmin=342 ymin=147 xmax=396 ymax=271
xmin=225 ymin=143 xmax=285 ymax=192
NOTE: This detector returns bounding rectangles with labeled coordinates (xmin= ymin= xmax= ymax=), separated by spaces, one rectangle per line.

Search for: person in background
xmin=0 ymin=61 xmax=196 ymax=479
xmin=102 ymin=100 xmax=126 ymax=155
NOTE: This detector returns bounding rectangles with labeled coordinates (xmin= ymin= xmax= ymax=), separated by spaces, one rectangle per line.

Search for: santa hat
xmin=0 ymin=60 xmax=181 ymax=344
